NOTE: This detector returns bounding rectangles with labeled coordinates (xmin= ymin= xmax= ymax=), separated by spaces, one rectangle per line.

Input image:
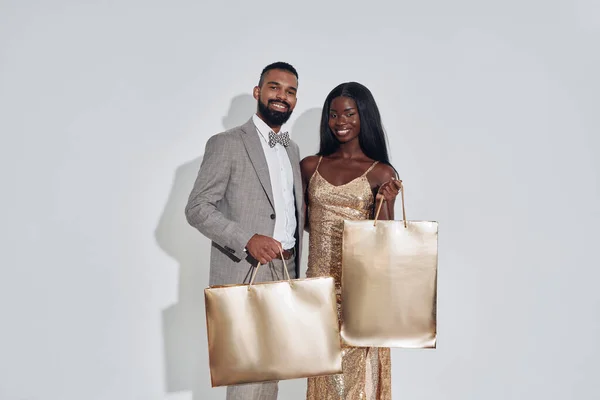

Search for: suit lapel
xmin=240 ymin=118 xmax=275 ymax=210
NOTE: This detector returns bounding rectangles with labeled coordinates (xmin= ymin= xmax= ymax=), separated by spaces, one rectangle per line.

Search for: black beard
xmin=257 ymin=99 xmax=293 ymax=126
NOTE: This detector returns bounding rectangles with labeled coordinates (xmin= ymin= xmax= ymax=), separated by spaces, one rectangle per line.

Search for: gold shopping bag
xmin=341 ymin=181 xmax=438 ymax=348
xmin=204 ymin=252 xmax=343 ymax=387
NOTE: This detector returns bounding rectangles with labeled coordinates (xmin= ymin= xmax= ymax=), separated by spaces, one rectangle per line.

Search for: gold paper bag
xmin=204 ymin=254 xmax=343 ymax=387
xmin=341 ymin=181 xmax=438 ymax=348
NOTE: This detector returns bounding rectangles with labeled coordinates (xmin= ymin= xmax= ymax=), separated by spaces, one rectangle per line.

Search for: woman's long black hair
xmin=317 ymin=82 xmax=395 ymax=170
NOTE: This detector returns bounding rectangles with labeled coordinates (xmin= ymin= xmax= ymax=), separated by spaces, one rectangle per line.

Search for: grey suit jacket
xmin=185 ymin=118 xmax=304 ymax=285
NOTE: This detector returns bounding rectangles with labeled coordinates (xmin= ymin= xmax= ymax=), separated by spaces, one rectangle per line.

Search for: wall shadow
xmin=157 ymin=93 xmax=255 ymax=400
xmin=291 ymin=107 xmax=322 ymax=161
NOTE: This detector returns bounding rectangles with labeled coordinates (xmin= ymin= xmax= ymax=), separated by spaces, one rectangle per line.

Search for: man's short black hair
xmin=258 ymin=62 xmax=298 ymax=86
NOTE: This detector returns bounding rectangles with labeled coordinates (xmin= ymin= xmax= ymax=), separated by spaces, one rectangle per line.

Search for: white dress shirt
xmin=252 ymin=114 xmax=297 ymax=250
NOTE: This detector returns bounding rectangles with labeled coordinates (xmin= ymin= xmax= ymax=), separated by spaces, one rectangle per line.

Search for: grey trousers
xmin=226 ymin=381 xmax=278 ymax=400
xmin=225 ymin=257 xmax=296 ymax=400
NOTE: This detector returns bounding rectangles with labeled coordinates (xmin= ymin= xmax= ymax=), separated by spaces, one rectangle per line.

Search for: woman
xmin=301 ymin=82 xmax=402 ymax=400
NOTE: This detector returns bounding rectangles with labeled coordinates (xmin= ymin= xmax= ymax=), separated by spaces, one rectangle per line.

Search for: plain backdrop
xmin=1 ymin=1 xmax=599 ymax=399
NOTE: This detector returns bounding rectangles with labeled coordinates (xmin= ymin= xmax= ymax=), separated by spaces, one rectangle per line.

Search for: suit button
xmin=270 ymin=213 xmax=275 ymax=220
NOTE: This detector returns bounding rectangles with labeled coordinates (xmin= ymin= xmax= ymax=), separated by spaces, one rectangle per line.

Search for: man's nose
xmin=276 ymin=91 xmax=288 ymax=101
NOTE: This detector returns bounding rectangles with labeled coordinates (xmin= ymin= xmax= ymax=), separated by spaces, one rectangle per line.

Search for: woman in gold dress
xmin=301 ymin=82 xmax=402 ymax=400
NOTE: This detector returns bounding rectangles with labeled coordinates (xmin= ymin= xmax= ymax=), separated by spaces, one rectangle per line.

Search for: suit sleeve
xmin=185 ymin=134 xmax=254 ymax=258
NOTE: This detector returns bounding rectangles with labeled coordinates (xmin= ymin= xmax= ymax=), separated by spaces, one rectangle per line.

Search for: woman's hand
xmin=376 ymin=178 xmax=403 ymax=203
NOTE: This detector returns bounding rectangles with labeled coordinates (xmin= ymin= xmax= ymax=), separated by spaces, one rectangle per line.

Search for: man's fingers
xmin=269 ymin=240 xmax=282 ymax=256
xmin=265 ymin=248 xmax=278 ymax=260
xmin=274 ymin=241 xmax=284 ymax=251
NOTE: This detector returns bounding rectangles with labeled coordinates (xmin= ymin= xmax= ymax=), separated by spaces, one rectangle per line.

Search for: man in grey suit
xmin=185 ymin=62 xmax=304 ymax=400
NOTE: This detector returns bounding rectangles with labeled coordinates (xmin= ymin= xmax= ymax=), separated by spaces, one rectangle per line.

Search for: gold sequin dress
xmin=306 ymin=157 xmax=392 ymax=400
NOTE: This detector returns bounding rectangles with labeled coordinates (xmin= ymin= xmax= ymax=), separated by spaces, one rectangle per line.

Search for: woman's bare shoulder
xmin=369 ymin=162 xmax=397 ymax=185
xmin=300 ymin=155 xmax=321 ymax=178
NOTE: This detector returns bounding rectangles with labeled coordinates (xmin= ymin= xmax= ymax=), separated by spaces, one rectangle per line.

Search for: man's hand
xmin=246 ymin=234 xmax=282 ymax=264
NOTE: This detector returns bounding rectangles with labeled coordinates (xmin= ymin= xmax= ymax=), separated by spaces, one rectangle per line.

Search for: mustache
xmin=268 ymin=99 xmax=290 ymax=108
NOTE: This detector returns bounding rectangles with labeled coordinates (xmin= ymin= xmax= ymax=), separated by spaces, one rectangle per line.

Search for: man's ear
xmin=253 ymin=86 xmax=260 ymax=100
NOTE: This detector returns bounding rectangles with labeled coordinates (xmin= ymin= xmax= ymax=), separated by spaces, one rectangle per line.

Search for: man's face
xmin=253 ymin=69 xmax=298 ymax=127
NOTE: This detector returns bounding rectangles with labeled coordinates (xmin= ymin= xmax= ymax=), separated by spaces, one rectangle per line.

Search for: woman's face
xmin=328 ymin=96 xmax=360 ymax=143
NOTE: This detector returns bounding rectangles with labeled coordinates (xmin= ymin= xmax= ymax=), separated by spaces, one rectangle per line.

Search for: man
xmin=185 ymin=62 xmax=303 ymax=400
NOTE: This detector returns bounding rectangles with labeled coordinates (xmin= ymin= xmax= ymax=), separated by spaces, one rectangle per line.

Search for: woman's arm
xmin=300 ymin=155 xmax=320 ymax=232
xmin=369 ymin=164 xmax=402 ymax=221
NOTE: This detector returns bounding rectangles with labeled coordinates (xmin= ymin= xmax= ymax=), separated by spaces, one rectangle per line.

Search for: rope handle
xmin=249 ymin=248 xmax=292 ymax=286
xmin=374 ymin=179 xmax=407 ymax=228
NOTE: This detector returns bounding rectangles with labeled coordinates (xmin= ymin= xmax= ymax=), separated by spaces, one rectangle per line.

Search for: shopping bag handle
xmin=249 ymin=248 xmax=292 ymax=286
xmin=374 ymin=179 xmax=407 ymax=228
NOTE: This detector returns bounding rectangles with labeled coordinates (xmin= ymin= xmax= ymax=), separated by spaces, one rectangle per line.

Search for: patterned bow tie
xmin=268 ymin=131 xmax=290 ymax=148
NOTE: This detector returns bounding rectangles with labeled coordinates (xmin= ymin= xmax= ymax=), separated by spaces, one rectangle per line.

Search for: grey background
xmin=1 ymin=1 xmax=598 ymax=399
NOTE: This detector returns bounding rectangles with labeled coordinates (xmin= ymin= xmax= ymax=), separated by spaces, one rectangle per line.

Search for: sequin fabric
xmin=306 ymin=158 xmax=392 ymax=400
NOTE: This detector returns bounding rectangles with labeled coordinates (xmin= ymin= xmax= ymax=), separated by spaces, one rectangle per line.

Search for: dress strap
xmin=315 ymin=156 xmax=323 ymax=172
xmin=362 ymin=161 xmax=379 ymax=176
xmin=308 ymin=156 xmax=324 ymax=185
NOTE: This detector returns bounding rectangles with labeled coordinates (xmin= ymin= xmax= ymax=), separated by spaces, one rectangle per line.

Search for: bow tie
xmin=268 ymin=131 xmax=290 ymax=148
